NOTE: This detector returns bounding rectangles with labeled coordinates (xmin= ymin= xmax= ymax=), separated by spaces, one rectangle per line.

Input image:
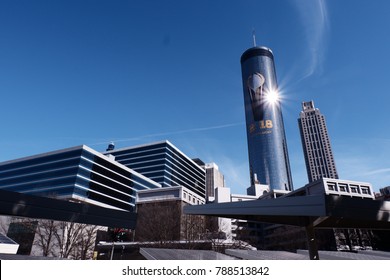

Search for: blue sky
xmin=1 ymin=0 xmax=389 ymax=193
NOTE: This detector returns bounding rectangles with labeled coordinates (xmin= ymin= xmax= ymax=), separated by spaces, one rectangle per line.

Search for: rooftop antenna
xmin=252 ymin=28 xmax=257 ymax=47
xmin=106 ymin=141 xmax=115 ymax=151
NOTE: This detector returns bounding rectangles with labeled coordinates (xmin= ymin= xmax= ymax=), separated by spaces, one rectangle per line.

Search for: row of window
xmin=0 ymin=149 xmax=83 ymax=173
xmin=83 ymin=150 xmax=159 ymax=190
xmin=111 ymin=142 xmax=205 ymax=179
xmin=80 ymin=187 xmax=134 ymax=212
xmin=0 ymin=165 xmax=79 ymax=187
xmin=327 ymin=182 xmax=371 ymax=195
xmin=6 ymin=177 xmax=76 ymax=195
xmin=0 ymin=147 xmax=158 ymax=212
xmin=120 ymin=160 xmax=205 ymax=197
xmin=165 ymin=146 xmax=205 ymax=182
xmin=182 ymin=191 xmax=204 ymax=205
xmin=108 ymin=142 xmax=206 ymax=197
xmin=0 ymin=157 xmax=81 ymax=178
xmin=163 ymin=169 xmax=205 ymax=197
xmin=114 ymin=145 xmax=205 ymax=186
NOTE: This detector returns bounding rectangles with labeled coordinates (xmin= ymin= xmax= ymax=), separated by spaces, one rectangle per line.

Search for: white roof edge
xmin=303 ymin=178 xmax=373 ymax=188
xmin=231 ymin=193 xmax=258 ymax=199
xmin=285 ymin=177 xmax=374 ymax=198
xmin=321 ymin=177 xmax=373 ymax=187
xmin=0 ymin=145 xmax=85 ymax=166
xmin=102 ymin=140 xmax=168 ymax=154
xmin=137 ymin=185 xmax=183 ymax=194
xmin=137 ymin=185 xmax=205 ymax=201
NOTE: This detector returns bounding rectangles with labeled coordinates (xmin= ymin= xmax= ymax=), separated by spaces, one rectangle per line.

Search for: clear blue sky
xmin=1 ymin=0 xmax=389 ymax=193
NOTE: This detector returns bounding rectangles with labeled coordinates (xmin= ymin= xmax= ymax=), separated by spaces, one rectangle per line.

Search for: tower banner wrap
xmin=241 ymin=47 xmax=293 ymax=191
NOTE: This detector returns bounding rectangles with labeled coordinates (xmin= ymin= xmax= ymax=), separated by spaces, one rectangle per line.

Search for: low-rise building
xmin=135 ymin=186 xmax=206 ymax=243
xmin=0 ymin=145 xmax=161 ymax=212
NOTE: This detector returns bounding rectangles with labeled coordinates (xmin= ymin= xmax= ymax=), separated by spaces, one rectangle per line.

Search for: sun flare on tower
xmin=265 ymin=88 xmax=279 ymax=105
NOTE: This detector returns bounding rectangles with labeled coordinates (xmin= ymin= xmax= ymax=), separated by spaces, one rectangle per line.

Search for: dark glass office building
xmin=241 ymin=46 xmax=293 ymax=191
xmin=0 ymin=145 xmax=160 ymax=212
xmin=104 ymin=141 xmax=206 ymax=199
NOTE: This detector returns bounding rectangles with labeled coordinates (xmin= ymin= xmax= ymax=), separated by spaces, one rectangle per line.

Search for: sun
xmin=265 ymin=89 xmax=279 ymax=105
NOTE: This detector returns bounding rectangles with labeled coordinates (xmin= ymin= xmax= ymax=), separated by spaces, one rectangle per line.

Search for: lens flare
xmin=266 ymin=89 xmax=279 ymax=105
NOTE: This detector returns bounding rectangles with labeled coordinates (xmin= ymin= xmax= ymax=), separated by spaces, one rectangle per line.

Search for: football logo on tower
xmin=247 ymin=73 xmax=266 ymax=121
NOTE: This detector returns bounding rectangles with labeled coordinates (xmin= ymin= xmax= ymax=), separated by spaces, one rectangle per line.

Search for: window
xmin=361 ymin=187 xmax=371 ymax=195
xmin=338 ymin=183 xmax=348 ymax=192
xmin=327 ymin=182 xmax=336 ymax=191
xmin=350 ymin=185 xmax=359 ymax=193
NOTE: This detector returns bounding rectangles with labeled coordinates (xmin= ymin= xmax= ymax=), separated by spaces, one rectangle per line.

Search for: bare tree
xmin=182 ymin=214 xmax=206 ymax=248
xmin=0 ymin=215 xmax=101 ymax=259
xmin=0 ymin=216 xmax=11 ymax=235
xmin=34 ymin=219 xmax=58 ymax=257
xmin=71 ymin=224 xmax=100 ymax=260
xmin=135 ymin=201 xmax=181 ymax=245
xmin=205 ymin=218 xmax=232 ymax=252
xmin=10 ymin=218 xmax=100 ymax=259
xmin=54 ymin=222 xmax=84 ymax=258
xmin=50 ymin=222 xmax=101 ymax=259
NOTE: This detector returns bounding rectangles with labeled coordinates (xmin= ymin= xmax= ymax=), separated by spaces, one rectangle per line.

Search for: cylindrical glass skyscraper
xmin=241 ymin=46 xmax=293 ymax=191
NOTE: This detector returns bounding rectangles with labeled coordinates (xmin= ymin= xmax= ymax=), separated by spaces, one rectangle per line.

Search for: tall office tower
xmin=298 ymin=101 xmax=339 ymax=182
xmin=241 ymin=46 xmax=293 ymax=191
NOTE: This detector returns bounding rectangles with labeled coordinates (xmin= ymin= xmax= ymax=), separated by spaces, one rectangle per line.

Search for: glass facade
xmin=241 ymin=47 xmax=293 ymax=191
xmin=104 ymin=141 xmax=206 ymax=198
xmin=0 ymin=145 xmax=160 ymax=212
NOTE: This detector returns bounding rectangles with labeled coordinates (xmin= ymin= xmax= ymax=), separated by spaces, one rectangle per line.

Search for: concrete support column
xmin=306 ymin=224 xmax=320 ymax=260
